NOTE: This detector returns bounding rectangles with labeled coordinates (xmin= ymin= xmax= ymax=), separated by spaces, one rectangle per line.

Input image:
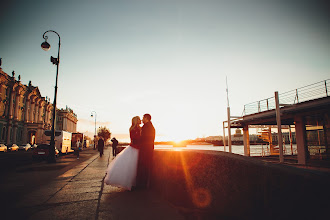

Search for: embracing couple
xmin=104 ymin=114 xmax=155 ymax=190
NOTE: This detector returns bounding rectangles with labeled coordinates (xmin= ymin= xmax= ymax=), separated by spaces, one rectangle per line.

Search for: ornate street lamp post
xmin=91 ymin=111 xmax=97 ymax=149
xmin=41 ymin=30 xmax=61 ymax=163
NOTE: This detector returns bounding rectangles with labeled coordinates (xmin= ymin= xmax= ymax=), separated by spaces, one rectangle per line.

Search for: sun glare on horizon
xmin=158 ymin=128 xmax=199 ymax=142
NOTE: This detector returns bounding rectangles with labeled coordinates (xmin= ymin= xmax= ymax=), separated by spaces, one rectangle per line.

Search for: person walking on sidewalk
xmin=98 ymin=137 xmax=105 ymax=157
xmin=111 ymin=137 xmax=119 ymax=157
xmin=76 ymin=139 xmax=81 ymax=159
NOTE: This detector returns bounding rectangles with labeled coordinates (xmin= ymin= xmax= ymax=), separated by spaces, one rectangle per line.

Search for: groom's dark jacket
xmin=141 ymin=121 xmax=155 ymax=150
xmin=137 ymin=121 xmax=155 ymax=187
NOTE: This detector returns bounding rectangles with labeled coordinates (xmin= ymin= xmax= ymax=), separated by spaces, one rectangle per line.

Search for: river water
xmin=154 ymin=144 xmax=297 ymax=156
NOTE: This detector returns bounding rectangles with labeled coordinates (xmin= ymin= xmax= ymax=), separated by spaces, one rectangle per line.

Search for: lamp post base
xmin=47 ymin=142 xmax=56 ymax=163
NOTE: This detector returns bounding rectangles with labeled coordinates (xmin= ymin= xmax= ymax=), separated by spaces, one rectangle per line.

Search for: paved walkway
xmin=13 ymin=147 xmax=185 ymax=220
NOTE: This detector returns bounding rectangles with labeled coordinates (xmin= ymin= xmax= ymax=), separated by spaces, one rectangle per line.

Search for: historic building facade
xmin=0 ymin=62 xmax=77 ymax=146
xmin=56 ymin=107 xmax=78 ymax=133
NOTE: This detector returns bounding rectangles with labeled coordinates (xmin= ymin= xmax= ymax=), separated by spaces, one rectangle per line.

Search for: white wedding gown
xmin=104 ymin=146 xmax=139 ymax=190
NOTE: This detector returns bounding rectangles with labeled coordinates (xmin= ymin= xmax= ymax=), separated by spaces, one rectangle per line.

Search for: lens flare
xmin=192 ymin=188 xmax=212 ymax=208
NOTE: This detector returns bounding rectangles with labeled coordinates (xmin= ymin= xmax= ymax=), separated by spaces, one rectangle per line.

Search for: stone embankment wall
xmin=150 ymin=150 xmax=330 ymax=220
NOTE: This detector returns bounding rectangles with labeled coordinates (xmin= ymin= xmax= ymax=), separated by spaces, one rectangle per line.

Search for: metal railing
xmin=243 ymin=79 xmax=329 ymax=116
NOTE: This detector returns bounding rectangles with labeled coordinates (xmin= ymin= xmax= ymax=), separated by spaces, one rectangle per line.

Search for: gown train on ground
xmin=104 ymin=146 xmax=139 ymax=190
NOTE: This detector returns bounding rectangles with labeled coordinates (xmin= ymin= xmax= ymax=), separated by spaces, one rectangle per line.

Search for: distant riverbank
xmin=117 ymin=144 xmax=297 ymax=157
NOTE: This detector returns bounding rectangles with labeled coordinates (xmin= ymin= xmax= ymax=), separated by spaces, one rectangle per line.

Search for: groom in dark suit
xmin=137 ymin=113 xmax=155 ymax=189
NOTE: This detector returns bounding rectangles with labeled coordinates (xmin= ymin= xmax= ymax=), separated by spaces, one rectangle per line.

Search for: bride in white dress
xmin=104 ymin=116 xmax=141 ymax=190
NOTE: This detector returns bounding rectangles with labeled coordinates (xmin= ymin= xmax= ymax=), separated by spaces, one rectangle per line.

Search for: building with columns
xmin=56 ymin=106 xmax=78 ymax=133
xmin=0 ymin=62 xmax=77 ymax=146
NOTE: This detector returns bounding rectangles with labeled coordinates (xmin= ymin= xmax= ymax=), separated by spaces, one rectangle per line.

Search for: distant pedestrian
xmin=111 ymin=137 xmax=119 ymax=157
xmin=93 ymin=135 xmax=97 ymax=150
xmin=76 ymin=139 xmax=81 ymax=159
xmin=98 ymin=137 xmax=105 ymax=157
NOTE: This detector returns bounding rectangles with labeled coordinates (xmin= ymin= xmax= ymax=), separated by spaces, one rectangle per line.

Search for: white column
xmin=25 ymin=100 xmax=30 ymax=122
xmin=34 ymin=100 xmax=39 ymax=123
xmin=275 ymin=91 xmax=284 ymax=163
xmin=14 ymin=94 xmax=20 ymax=120
xmin=30 ymin=100 xmax=35 ymax=123
xmin=38 ymin=104 xmax=43 ymax=123
xmin=9 ymin=91 xmax=15 ymax=119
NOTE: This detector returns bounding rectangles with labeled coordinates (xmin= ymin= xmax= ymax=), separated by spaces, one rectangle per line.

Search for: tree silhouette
xmin=97 ymin=126 xmax=111 ymax=143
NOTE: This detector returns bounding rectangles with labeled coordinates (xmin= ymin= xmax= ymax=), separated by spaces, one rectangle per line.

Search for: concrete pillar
xmin=275 ymin=91 xmax=284 ymax=163
xmin=289 ymin=125 xmax=294 ymax=155
xmin=243 ymin=125 xmax=250 ymax=156
xmin=294 ymin=115 xmax=307 ymax=165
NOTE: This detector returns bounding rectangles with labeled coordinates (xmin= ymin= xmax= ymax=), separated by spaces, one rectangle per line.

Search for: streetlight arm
xmin=43 ymin=30 xmax=61 ymax=64
xmin=43 ymin=30 xmax=61 ymax=43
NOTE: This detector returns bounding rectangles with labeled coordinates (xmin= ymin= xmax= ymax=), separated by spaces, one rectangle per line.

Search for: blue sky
xmin=1 ymin=0 xmax=329 ymax=142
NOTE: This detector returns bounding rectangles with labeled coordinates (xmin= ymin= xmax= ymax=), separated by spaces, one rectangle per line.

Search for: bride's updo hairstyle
xmin=129 ymin=116 xmax=141 ymax=132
